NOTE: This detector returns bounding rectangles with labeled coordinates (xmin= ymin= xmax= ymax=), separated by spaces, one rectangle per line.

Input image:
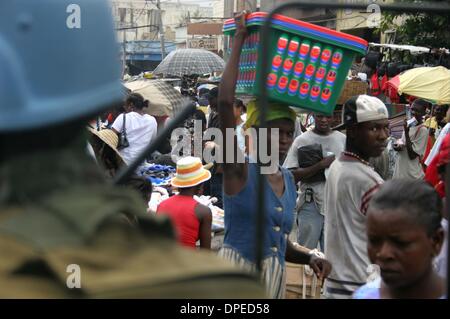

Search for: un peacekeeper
xmin=0 ymin=0 xmax=265 ymax=298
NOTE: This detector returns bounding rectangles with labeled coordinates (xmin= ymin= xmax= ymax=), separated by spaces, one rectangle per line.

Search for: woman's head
xmin=367 ymin=179 xmax=444 ymax=289
xmin=125 ymin=93 xmax=149 ymax=112
xmin=245 ymin=100 xmax=296 ymax=161
xmin=88 ymin=128 xmax=125 ymax=177
xmin=266 ymin=118 xmax=295 ymax=160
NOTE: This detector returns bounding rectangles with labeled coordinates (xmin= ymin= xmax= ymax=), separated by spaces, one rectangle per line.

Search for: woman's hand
xmin=204 ymin=141 xmax=218 ymax=150
xmin=234 ymin=11 xmax=248 ymax=39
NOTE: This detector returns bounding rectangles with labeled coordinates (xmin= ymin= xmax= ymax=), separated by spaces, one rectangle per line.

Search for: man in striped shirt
xmin=324 ymin=95 xmax=389 ymax=298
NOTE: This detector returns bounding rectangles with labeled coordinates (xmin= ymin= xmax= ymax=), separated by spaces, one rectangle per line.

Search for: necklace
xmin=342 ymin=151 xmax=372 ymax=167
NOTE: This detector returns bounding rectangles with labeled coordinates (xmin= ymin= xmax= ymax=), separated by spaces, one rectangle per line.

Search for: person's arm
xmin=290 ymin=156 xmax=335 ymax=184
xmin=285 ymin=240 xmax=332 ymax=280
xmin=218 ymin=12 xmax=248 ymax=195
xmin=285 ymin=240 xmax=311 ymax=264
xmin=404 ymin=120 xmax=419 ymax=160
xmin=111 ymin=113 xmax=124 ymax=135
xmin=151 ymin=117 xmax=158 ymax=141
xmin=195 ymin=204 xmax=212 ymax=249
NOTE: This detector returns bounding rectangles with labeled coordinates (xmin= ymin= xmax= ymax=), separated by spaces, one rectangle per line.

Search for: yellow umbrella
xmin=388 ymin=66 xmax=450 ymax=104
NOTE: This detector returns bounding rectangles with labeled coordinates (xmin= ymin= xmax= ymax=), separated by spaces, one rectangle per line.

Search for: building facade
xmin=111 ymin=0 xmax=213 ymax=43
xmin=111 ymin=0 xmax=214 ymax=73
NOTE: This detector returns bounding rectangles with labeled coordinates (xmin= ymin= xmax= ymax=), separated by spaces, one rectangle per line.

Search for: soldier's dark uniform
xmin=0 ymin=0 xmax=265 ymax=298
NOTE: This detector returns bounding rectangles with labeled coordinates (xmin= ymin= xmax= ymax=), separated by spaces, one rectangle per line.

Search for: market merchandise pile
xmin=138 ymin=163 xmax=176 ymax=186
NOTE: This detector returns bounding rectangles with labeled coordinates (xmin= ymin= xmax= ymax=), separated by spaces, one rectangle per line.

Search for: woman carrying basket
xmin=217 ymin=12 xmax=332 ymax=299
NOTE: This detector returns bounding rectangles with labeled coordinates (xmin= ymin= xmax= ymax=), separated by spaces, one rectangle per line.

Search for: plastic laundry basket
xmin=223 ymin=12 xmax=368 ymax=115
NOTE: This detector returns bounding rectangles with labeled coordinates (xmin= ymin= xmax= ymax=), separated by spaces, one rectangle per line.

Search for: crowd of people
xmin=0 ymin=2 xmax=448 ymax=299
xmin=105 ymin=12 xmax=447 ymax=299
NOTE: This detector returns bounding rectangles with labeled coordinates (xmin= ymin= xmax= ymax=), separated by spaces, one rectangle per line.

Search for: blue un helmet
xmin=0 ymin=0 xmax=123 ymax=132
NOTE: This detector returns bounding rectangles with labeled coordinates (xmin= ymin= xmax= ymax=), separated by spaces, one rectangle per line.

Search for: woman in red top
xmin=157 ymin=157 xmax=212 ymax=249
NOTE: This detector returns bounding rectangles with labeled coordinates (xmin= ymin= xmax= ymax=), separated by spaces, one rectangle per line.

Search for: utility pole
xmin=236 ymin=0 xmax=257 ymax=12
xmin=156 ymin=0 xmax=166 ymax=60
xmin=122 ymin=27 xmax=127 ymax=77
xmin=236 ymin=0 xmax=244 ymax=12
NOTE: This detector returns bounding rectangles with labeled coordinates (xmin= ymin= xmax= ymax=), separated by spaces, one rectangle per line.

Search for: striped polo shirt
xmin=323 ymin=153 xmax=384 ymax=299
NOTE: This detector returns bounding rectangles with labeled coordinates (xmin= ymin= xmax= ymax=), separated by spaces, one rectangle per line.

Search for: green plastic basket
xmin=223 ymin=12 xmax=368 ymax=115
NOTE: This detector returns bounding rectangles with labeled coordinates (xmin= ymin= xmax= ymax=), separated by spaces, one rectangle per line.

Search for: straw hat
xmin=171 ymin=156 xmax=212 ymax=188
xmin=87 ymin=127 xmax=125 ymax=165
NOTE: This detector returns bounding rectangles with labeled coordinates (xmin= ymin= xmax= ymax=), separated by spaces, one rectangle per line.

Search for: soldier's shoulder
xmin=0 ymin=202 xmax=266 ymax=298
xmin=0 ymin=230 xmax=265 ymax=298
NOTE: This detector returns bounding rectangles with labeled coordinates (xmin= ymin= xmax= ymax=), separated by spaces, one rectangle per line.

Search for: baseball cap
xmin=334 ymin=95 xmax=388 ymax=130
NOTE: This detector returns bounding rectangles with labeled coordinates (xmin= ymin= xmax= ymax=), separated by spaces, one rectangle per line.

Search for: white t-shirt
xmin=294 ymin=117 xmax=303 ymax=139
xmin=393 ymin=125 xmax=428 ymax=180
xmin=283 ymin=130 xmax=346 ymax=214
xmin=112 ymin=112 xmax=157 ymax=165
xmin=324 ymin=154 xmax=384 ymax=298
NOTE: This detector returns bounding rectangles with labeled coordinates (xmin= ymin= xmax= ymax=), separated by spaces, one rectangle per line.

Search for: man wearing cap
xmin=324 ymin=95 xmax=389 ymax=299
xmin=157 ymin=157 xmax=213 ymax=249
xmin=0 ymin=0 xmax=265 ymax=298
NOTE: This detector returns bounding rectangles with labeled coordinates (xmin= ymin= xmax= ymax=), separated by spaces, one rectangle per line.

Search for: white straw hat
xmin=171 ymin=156 xmax=212 ymax=188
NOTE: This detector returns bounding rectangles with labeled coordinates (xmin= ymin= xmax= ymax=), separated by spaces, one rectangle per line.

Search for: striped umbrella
xmin=388 ymin=66 xmax=450 ymax=104
xmin=153 ymin=49 xmax=225 ymax=77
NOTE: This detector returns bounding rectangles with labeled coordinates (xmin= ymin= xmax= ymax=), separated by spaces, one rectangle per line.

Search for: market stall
xmin=140 ymin=162 xmax=225 ymax=233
